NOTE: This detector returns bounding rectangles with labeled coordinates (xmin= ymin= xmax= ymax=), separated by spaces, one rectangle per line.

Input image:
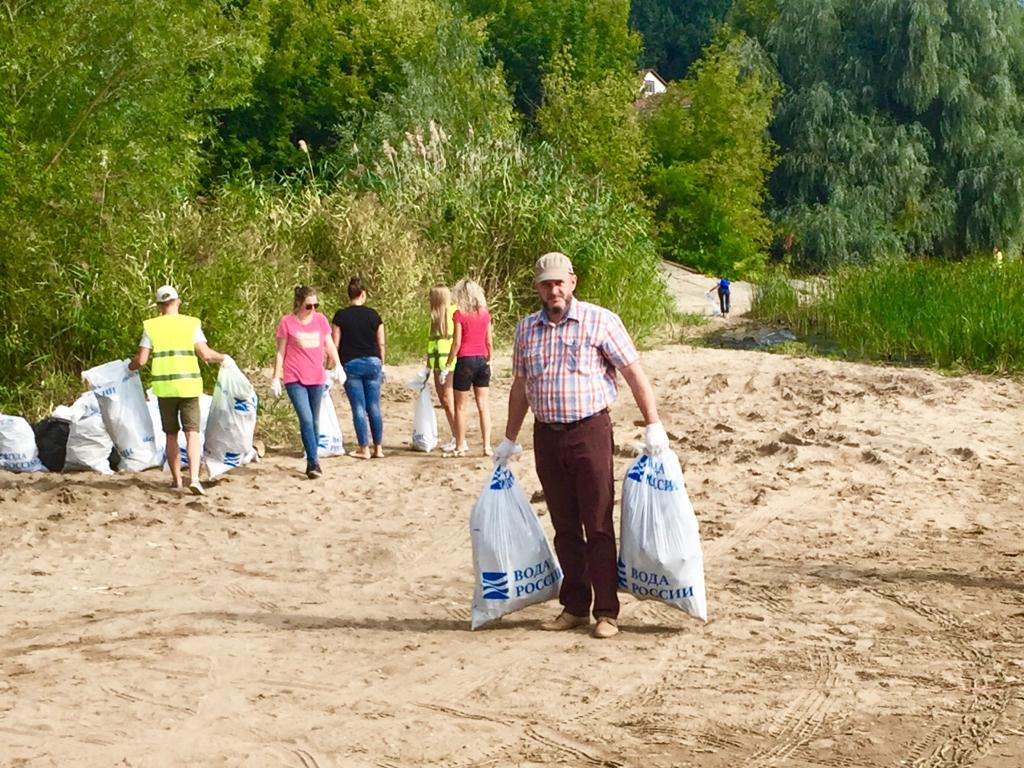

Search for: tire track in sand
xmin=746 ymin=645 xmax=843 ymax=766
xmin=868 ymin=588 xmax=1017 ymax=768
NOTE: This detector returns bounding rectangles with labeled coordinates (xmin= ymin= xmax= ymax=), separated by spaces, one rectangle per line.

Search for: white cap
xmin=155 ymin=285 xmax=179 ymax=304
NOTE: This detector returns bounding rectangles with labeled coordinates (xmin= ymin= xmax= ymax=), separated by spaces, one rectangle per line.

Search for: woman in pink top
xmin=271 ymin=285 xmax=342 ymax=478
xmin=443 ymin=278 xmax=493 ymax=457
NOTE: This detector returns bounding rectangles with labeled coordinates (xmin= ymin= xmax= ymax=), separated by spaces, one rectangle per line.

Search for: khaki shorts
xmin=158 ymin=396 xmax=201 ymax=434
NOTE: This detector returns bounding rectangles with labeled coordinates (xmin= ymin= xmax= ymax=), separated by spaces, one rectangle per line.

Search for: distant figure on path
xmin=714 ymin=277 xmax=731 ymax=316
xmin=994 ymin=246 xmax=1004 ymax=270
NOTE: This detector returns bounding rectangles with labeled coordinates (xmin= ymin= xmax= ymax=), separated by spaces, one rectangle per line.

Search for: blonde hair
xmin=429 ymin=285 xmax=452 ymax=339
xmin=453 ymin=278 xmax=487 ymax=313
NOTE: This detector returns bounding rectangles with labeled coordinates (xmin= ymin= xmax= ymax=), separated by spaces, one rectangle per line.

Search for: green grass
xmin=752 ymin=258 xmax=1024 ymax=373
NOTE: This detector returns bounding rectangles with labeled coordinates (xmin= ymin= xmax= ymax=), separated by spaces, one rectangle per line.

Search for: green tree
xmin=212 ymin=0 xmax=446 ymax=179
xmin=728 ymin=0 xmax=779 ymax=40
xmin=763 ymin=0 xmax=1024 ymax=268
xmin=458 ymin=0 xmax=639 ymax=117
xmin=536 ymin=51 xmax=647 ymax=192
xmin=644 ymin=33 xmax=779 ymax=277
xmin=0 ymin=0 xmax=258 ymax=404
xmin=629 ymin=0 xmax=731 ymax=81
xmin=364 ymin=15 xmax=518 ymax=151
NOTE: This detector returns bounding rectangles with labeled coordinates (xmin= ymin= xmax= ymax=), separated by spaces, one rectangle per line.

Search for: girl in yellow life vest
xmin=426 ymin=285 xmax=458 ymax=453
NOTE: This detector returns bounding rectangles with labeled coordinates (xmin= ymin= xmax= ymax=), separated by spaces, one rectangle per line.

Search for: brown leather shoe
xmin=540 ymin=610 xmax=590 ymax=631
xmin=592 ymin=617 xmax=619 ymax=639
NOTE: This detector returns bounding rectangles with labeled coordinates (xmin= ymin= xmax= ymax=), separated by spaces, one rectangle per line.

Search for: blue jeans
xmin=343 ymin=357 xmax=383 ymax=446
xmin=286 ymin=382 xmax=324 ymax=470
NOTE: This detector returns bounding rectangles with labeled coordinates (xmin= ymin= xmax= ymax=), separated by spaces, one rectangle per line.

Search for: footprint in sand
xmin=705 ymin=373 xmax=729 ymax=395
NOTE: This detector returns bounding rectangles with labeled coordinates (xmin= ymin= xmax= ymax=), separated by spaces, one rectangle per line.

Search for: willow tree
xmin=764 ymin=0 xmax=1024 ymax=269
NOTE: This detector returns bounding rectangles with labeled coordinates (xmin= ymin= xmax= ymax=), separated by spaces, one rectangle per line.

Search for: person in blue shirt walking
xmin=712 ymin=277 xmax=731 ymax=316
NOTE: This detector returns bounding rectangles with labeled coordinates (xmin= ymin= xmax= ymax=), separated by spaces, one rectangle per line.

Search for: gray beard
xmin=543 ymin=295 xmax=572 ymax=320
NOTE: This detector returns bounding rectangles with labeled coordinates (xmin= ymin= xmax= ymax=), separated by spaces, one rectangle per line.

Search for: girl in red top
xmin=443 ymin=278 xmax=493 ymax=457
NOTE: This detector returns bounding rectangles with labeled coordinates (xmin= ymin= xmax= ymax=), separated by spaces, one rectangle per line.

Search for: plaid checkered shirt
xmin=512 ymin=299 xmax=639 ymax=424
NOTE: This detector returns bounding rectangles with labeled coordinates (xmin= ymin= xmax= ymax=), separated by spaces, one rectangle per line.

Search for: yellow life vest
xmin=143 ymin=314 xmax=203 ymax=398
xmin=426 ymin=303 xmax=458 ymax=371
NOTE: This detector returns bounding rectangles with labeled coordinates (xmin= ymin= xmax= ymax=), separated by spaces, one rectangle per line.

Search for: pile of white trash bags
xmin=469 ymin=446 xmax=707 ymax=629
xmin=0 ymin=359 xmax=258 ymax=478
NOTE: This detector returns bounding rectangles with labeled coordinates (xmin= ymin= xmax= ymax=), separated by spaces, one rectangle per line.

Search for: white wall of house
xmin=641 ymin=71 xmax=667 ymax=97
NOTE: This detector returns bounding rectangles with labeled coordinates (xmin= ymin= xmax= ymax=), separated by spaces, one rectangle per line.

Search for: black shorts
xmin=453 ymin=356 xmax=491 ymax=391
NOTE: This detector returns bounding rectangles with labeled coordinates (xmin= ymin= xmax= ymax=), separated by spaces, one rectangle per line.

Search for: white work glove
xmin=330 ymin=366 xmax=346 ymax=386
xmin=222 ymin=355 xmax=237 ymax=370
xmin=643 ymin=422 xmax=670 ymax=457
xmin=493 ymin=437 xmax=522 ymax=467
xmin=270 ymin=378 xmax=283 ymax=399
xmin=438 ymin=369 xmax=449 ymax=386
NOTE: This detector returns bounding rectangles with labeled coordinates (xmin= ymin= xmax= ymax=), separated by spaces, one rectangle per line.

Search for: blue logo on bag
xmin=233 ymin=398 xmax=253 ymax=413
xmin=481 ymin=571 xmax=509 ymax=599
xmin=617 ymin=557 xmax=627 ymax=588
xmin=223 ymin=451 xmax=241 ymax=468
xmin=317 ymin=433 xmax=339 ymax=451
xmin=489 ymin=466 xmax=514 ymax=490
xmin=627 ymin=454 xmax=678 ymax=492
xmin=627 ymin=455 xmax=649 ymax=482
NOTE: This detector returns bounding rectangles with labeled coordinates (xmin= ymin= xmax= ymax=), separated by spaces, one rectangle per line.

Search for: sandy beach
xmin=3 ymin=291 xmax=1024 ymax=766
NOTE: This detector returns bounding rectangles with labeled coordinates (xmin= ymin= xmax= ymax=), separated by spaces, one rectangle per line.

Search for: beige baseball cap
xmin=155 ymin=285 xmax=179 ymax=303
xmin=533 ymin=252 xmax=574 ymax=283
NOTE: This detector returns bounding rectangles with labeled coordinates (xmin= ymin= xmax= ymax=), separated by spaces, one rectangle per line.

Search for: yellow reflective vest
xmin=426 ymin=303 xmax=458 ymax=371
xmin=143 ymin=314 xmax=203 ymax=398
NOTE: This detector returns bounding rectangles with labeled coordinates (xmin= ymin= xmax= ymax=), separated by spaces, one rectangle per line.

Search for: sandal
xmin=443 ymin=445 xmax=469 ymax=458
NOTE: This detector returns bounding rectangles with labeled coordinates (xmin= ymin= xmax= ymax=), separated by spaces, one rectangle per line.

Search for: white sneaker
xmin=441 ymin=438 xmax=457 ymax=453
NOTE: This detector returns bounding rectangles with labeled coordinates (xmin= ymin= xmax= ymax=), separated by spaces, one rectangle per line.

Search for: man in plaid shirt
xmin=495 ymin=252 xmax=669 ymax=639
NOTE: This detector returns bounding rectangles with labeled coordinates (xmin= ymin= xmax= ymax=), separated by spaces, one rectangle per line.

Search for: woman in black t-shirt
xmin=331 ymin=276 xmax=386 ymax=459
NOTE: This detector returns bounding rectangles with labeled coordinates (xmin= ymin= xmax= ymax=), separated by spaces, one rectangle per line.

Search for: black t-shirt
xmin=332 ymin=305 xmax=383 ymax=363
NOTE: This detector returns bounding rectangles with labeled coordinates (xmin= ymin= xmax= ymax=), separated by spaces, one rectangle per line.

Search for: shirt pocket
xmin=562 ymin=336 xmax=597 ymax=374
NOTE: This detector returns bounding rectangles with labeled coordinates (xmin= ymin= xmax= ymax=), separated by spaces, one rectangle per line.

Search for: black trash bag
xmin=32 ymin=417 xmax=71 ymax=472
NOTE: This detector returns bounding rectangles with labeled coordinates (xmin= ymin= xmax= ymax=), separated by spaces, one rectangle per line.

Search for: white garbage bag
xmin=618 ymin=450 xmax=707 ymax=622
xmin=203 ymin=364 xmax=258 ymax=479
xmin=64 ymin=392 xmax=114 ymax=474
xmin=145 ymin=396 xmax=163 ymax=465
xmin=317 ymin=379 xmax=344 ymax=458
xmin=470 ymin=465 xmax=562 ymax=629
xmin=82 ymin=359 xmax=161 ymax=472
xmin=408 ymin=371 xmax=437 ymax=452
xmin=0 ymin=414 xmax=48 ymax=472
xmin=146 ymin=390 xmax=212 ymax=469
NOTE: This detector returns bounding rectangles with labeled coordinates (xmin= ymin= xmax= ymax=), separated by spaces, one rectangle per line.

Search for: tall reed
xmin=752 ymin=258 xmax=1024 ymax=372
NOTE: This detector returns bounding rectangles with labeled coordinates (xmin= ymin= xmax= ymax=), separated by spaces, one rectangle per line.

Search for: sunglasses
xmin=304 ymin=302 xmax=319 ymax=310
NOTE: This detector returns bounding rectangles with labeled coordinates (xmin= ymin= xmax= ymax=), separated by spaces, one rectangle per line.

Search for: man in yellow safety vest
xmin=129 ymin=285 xmax=230 ymax=496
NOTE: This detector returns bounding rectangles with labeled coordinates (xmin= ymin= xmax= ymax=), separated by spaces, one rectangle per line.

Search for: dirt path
xmin=2 ymin=274 xmax=1023 ymax=766
xmin=659 ymin=260 xmax=753 ymax=319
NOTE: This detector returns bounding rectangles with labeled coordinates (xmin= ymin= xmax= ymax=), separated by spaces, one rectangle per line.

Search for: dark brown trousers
xmin=533 ymin=410 xmax=618 ymax=619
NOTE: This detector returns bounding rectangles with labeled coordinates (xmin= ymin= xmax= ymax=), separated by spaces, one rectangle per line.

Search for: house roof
xmin=641 ymin=68 xmax=669 ymax=88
